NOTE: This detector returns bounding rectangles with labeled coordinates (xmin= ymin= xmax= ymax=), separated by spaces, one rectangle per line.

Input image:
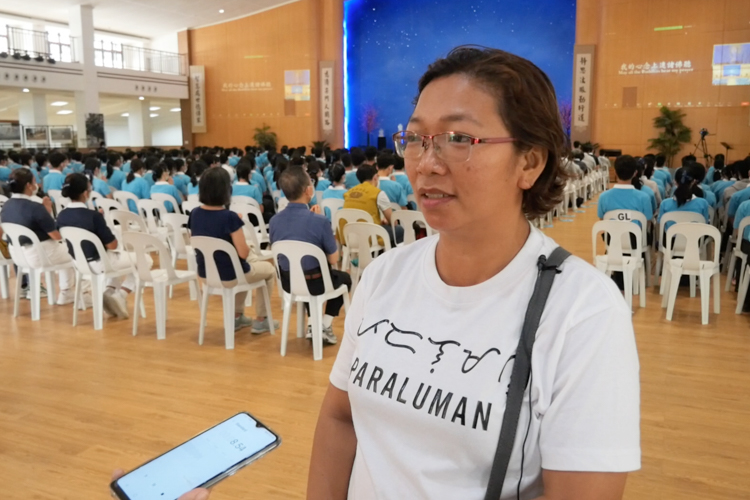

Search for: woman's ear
xmin=516 ymin=147 xmax=547 ymax=191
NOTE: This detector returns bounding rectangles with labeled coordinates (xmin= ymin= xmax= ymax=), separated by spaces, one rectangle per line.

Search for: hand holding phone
xmin=111 ymin=413 xmax=280 ymax=500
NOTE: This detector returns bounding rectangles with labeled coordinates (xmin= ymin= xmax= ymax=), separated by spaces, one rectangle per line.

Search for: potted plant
xmin=648 ymin=106 xmax=692 ymax=167
xmin=253 ymin=123 xmax=278 ymax=150
xmin=312 ymin=140 xmax=330 ymax=151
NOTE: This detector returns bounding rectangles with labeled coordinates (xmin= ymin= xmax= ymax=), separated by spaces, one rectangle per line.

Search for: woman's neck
xmin=435 ymin=213 xmax=531 ymax=287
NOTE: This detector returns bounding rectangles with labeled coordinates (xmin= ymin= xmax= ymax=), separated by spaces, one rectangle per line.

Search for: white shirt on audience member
xmin=330 ymin=227 xmax=641 ymax=500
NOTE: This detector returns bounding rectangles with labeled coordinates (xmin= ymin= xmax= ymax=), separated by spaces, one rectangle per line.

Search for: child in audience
xmin=597 ymin=155 xmax=653 ymax=226
xmin=344 ymin=150 xmax=364 ymax=189
xmin=121 ymin=159 xmax=150 ymax=213
xmin=150 ymin=163 xmax=184 ymax=212
xmin=105 ymin=153 xmax=126 ymax=190
xmin=391 ymin=155 xmax=415 ymax=208
xmin=42 ymin=152 xmax=68 ymax=196
xmin=188 ymin=168 xmax=278 ymax=333
xmin=83 ymin=157 xmax=113 ymax=199
xmin=343 ymin=164 xmax=404 ymax=246
xmin=56 ymin=173 xmax=138 ymax=319
xmin=0 ymin=153 xmax=11 ymax=182
xmin=641 ymin=157 xmax=662 ymax=206
xmin=19 ymin=153 xmax=41 ymax=184
xmin=632 ymin=159 xmax=657 ymax=214
xmin=172 ymin=159 xmax=189 ymax=197
xmin=187 ymin=160 xmax=209 ymax=198
xmin=232 ymin=163 xmax=264 ymax=208
xmin=690 ymin=163 xmax=716 ymax=208
xmin=377 ymin=154 xmax=407 ymax=209
xmin=658 ymin=164 xmax=710 ymax=231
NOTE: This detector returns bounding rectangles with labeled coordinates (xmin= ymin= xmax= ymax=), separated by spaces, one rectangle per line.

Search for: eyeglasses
xmin=392 ymin=131 xmax=516 ymax=163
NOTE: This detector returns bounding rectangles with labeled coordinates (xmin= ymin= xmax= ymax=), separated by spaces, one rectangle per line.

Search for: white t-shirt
xmin=330 ymin=227 xmax=640 ymax=500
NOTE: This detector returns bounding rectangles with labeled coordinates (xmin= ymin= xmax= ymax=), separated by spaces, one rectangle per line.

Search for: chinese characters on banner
xmin=574 ymin=53 xmax=592 ymax=127
xmin=189 ymin=66 xmax=206 ymax=133
xmin=320 ymin=62 xmax=335 ymax=134
xmin=618 ymin=61 xmax=694 ymax=75
xmin=221 ymin=81 xmax=273 ymax=92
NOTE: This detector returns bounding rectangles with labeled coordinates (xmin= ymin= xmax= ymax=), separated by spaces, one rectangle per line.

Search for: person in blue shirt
xmin=41 ymin=152 xmax=68 ymax=197
xmin=121 ymin=159 xmax=151 ymax=213
xmin=19 ymin=152 xmax=42 ymax=185
xmin=376 ymin=154 xmax=407 ymax=208
xmin=250 ymin=164 xmax=267 ymax=193
xmin=658 ymin=164 xmax=710 ymax=232
xmin=711 ymin=163 xmax=737 ymax=207
xmin=35 ymin=153 xmax=50 ymax=179
xmin=83 ymin=157 xmax=112 ymax=198
xmin=652 ymin=154 xmax=672 ymax=192
xmin=188 ymin=167 xmax=277 ymax=333
xmin=0 ymin=153 xmax=12 ymax=182
xmin=391 ymin=155 xmax=415 ymax=209
xmin=150 ymin=163 xmax=184 ymax=212
xmin=597 ymin=155 xmax=653 ymax=227
xmin=187 ymin=160 xmax=209 ymax=198
xmin=232 ymin=162 xmax=264 ymax=207
xmin=345 ymin=150 xmax=365 ymax=189
xmin=320 ymin=163 xmax=348 ymax=219
xmin=172 ymin=159 xmax=190 ymax=197
xmin=69 ymin=152 xmax=85 ymax=173
xmin=105 ymin=153 xmax=126 ymax=191
xmin=143 ymin=156 xmax=159 ymax=187
xmin=313 ymin=161 xmax=331 ymax=192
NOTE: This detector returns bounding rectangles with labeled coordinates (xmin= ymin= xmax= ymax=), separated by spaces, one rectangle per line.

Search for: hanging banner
xmin=190 ymin=65 xmax=207 ymax=133
xmin=320 ymin=61 xmax=335 ymax=135
xmin=573 ymin=48 xmax=594 ymax=127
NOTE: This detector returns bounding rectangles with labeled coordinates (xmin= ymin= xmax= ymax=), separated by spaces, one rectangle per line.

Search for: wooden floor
xmin=1 ymin=197 xmax=749 ymax=500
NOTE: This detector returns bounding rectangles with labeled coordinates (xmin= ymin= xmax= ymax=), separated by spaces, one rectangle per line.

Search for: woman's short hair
xmin=417 ymin=46 xmax=569 ymax=218
xmin=199 ymin=167 xmax=232 ymax=206
xmin=8 ymin=168 xmax=35 ymax=193
xmin=279 ymin=166 xmax=311 ymax=200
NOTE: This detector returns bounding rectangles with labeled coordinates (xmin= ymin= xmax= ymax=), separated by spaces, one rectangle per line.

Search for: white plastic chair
xmin=47 ymin=189 xmax=70 ymax=216
xmin=661 ymin=223 xmax=721 ymax=325
xmin=656 ymin=211 xmax=707 ymax=295
xmin=86 ymin=190 xmax=103 ymax=210
xmin=137 ymin=199 xmax=168 ymax=237
xmin=277 ymin=198 xmax=289 ymax=212
xmin=603 ymin=210 xmax=652 ymax=287
xmin=60 ymin=227 xmax=134 ymax=330
xmin=191 ymin=236 xmax=275 ymax=349
xmin=0 ymin=194 xmax=8 ymax=208
xmin=1 ymin=223 xmax=73 ymax=320
xmin=391 ymin=210 xmax=434 ymax=246
xmin=725 ymin=215 xmax=750 ymax=292
xmin=592 ymin=220 xmax=646 ymax=311
xmin=343 ymin=222 xmax=392 ymax=291
xmin=320 ymin=198 xmax=344 ymax=223
xmin=106 ymin=209 xmax=148 ymax=244
xmin=94 ymin=198 xmax=124 ymax=213
xmin=231 ymin=195 xmax=261 ymax=210
xmin=113 ymin=191 xmax=140 ymax=212
xmin=152 ymin=192 xmax=183 ymax=215
xmin=161 ymin=213 xmax=199 ymax=300
xmin=181 ymin=200 xmax=201 ymax=216
xmin=333 ymin=208 xmax=374 ymax=272
xmin=0 ymin=243 xmax=12 ymax=300
xmin=187 ymin=193 xmax=199 ymax=202
xmin=123 ymin=231 xmax=200 ymax=340
xmin=229 ymin=202 xmax=269 ymax=245
xmin=272 ymin=240 xmax=350 ymax=361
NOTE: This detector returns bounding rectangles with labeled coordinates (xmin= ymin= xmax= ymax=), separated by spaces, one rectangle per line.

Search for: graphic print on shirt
xmin=348 ymin=318 xmax=516 ymax=431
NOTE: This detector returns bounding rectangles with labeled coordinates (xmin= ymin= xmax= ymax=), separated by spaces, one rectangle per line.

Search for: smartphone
xmin=110 ymin=412 xmax=281 ymax=500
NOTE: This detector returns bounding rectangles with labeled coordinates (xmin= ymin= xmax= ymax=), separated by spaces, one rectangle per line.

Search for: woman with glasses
xmin=308 ymin=47 xmax=640 ymax=500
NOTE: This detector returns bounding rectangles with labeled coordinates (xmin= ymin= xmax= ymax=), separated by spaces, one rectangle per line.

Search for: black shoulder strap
xmin=484 ymin=246 xmax=571 ymax=500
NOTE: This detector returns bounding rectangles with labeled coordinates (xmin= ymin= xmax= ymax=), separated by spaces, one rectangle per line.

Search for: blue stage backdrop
xmin=344 ymin=0 xmax=576 ymax=148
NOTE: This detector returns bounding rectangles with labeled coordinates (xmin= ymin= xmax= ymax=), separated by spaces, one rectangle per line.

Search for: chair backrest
xmin=94 ymin=198 xmax=124 ymax=213
xmin=343 ymin=222 xmax=392 ymax=270
xmin=0 ymin=194 xmax=8 ymax=209
xmin=59 ymin=226 xmax=117 ymax=275
xmin=320 ymin=198 xmax=344 ymax=220
xmin=190 ymin=236 xmax=249 ymax=289
xmin=665 ymin=222 xmax=721 ymax=271
xmin=240 ymin=219 xmax=264 ymax=257
xmin=231 ymin=195 xmax=260 ymax=210
xmin=107 ymin=209 xmax=148 ymax=234
xmin=602 ymin=210 xmax=647 ymax=250
xmin=271 ymin=240 xmax=336 ymax=297
xmin=161 ymin=213 xmax=190 ymax=255
xmin=86 ymin=190 xmax=103 ymax=210
xmin=187 ymin=193 xmax=199 ymax=202
xmin=592 ymin=220 xmax=642 ymax=266
xmin=333 ymin=208 xmax=373 ymax=243
xmin=182 ymin=200 xmax=201 ymax=216
xmin=151 ymin=192 xmax=182 ymax=215
xmin=229 ymin=202 xmax=268 ymax=239
xmin=389 ymin=202 xmax=401 ymax=213
xmin=658 ymin=211 xmax=706 ymax=246
xmin=271 ymin=190 xmax=281 ymax=202
xmin=122 ymin=231 xmax=179 ymax=282
xmin=406 ymin=193 xmax=417 ymax=208
xmin=391 ymin=210 xmax=433 ymax=245
xmin=277 ymin=197 xmax=289 ymax=212
xmin=136 ymin=199 xmax=163 ymax=232
xmin=113 ymin=190 xmax=139 ymax=208
xmin=47 ymin=189 xmax=62 ymax=201
xmin=0 ymin=222 xmax=49 ymax=268
xmin=737 ymin=215 xmax=750 ymax=243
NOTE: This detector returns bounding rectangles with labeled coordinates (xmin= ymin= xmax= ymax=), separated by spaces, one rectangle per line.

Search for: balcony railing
xmin=1 ymin=26 xmax=77 ymax=63
xmin=94 ymin=40 xmax=186 ymax=76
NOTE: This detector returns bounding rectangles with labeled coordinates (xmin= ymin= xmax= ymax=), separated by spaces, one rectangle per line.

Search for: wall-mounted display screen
xmin=713 ymin=43 xmax=750 ymax=86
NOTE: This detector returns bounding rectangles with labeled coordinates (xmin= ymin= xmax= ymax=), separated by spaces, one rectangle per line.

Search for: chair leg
xmin=666 ymin=267 xmax=681 ymax=321
xmin=712 ymin=272 xmax=720 ymax=315
xmin=280 ymin=293 xmax=292 ymax=356
xmin=0 ymin=265 xmax=8 ymax=300
xmin=223 ymin=290 xmax=235 ymax=349
xmin=310 ymin=298 xmax=323 ymax=361
xmin=132 ymin=284 xmax=142 ymax=337
xmin=661 ymin=264 xmax=671 ymax=308
xmin=736 ymin=265 xmax=750 ymax=314
xmin=31 ymin=270 xmax=41 ymax=321
xmin=261 ymin=285 xmax=274 ymax=336
xmin=93 ymin=276 xmax=105 ymax=331
xmin=739 ymin=255 xmax=748 ymax=292
xmin=296 ymin=301 xmax=305 ymax=338
xmin=699 ymin=271 xmax=710 ymax=325
xmin=644 ymin=251 xmax=652 ymax=288
xmin=72 ymin=272 xmax=81 ymax=327
xmin=46 ymin=271 xmax=55 ymax=305
xmin=639 ymin=264 xmax=646 ymax=308
xmin=623 ymin=267 xmax=633 ymax=312
xmin=154 ymin=283 xmax=167 ymax=340
xmin=13 ymin=269 xmax=23 ymax=317
xmin=725 ymin=254 xmax=737 ymax=291
xmin=198 ymin=285 xmax=209 ymax=345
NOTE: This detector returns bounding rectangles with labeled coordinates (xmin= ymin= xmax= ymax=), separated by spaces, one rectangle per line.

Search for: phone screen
xmin=114 ymin=413 xmax=279 ymax=500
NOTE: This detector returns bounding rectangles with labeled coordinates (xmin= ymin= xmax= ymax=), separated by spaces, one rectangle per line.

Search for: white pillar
xmin=19 ymin=92 xmax=48 ymax=126
xmin=128 ymin=100 xmax=152 ymax=147
xmin=69 ymin=5 xmax=100 ymax=148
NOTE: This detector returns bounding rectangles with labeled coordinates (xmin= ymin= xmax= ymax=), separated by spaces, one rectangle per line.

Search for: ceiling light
xmin=219 ymin=9 xmax=225 ymax=13
xmin=150 ymin=113 xmax=159 ymax=117
xmin=149 ymin=106 xmax=160 ymax=111
xmin=138 ymin=96 xmax=144 ymax=100
xmin=22 ymin=88 xmax=30 ymax=93
xmin=57 ymin=110 xmax=73 ymax=115
xmin=121 ymin=113 xmax=130 ymax=117
xmin=170 ymin=107 xmax=181 ymax=112
xmin=51 ymin=101 xmax=68 ymax=107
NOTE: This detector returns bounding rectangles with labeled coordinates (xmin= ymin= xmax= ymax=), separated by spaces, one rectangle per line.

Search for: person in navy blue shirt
xmin=188 ymin=167 xmax=278 ymax=333
xmin=269 ymin=165 xmax=351 ymax=345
